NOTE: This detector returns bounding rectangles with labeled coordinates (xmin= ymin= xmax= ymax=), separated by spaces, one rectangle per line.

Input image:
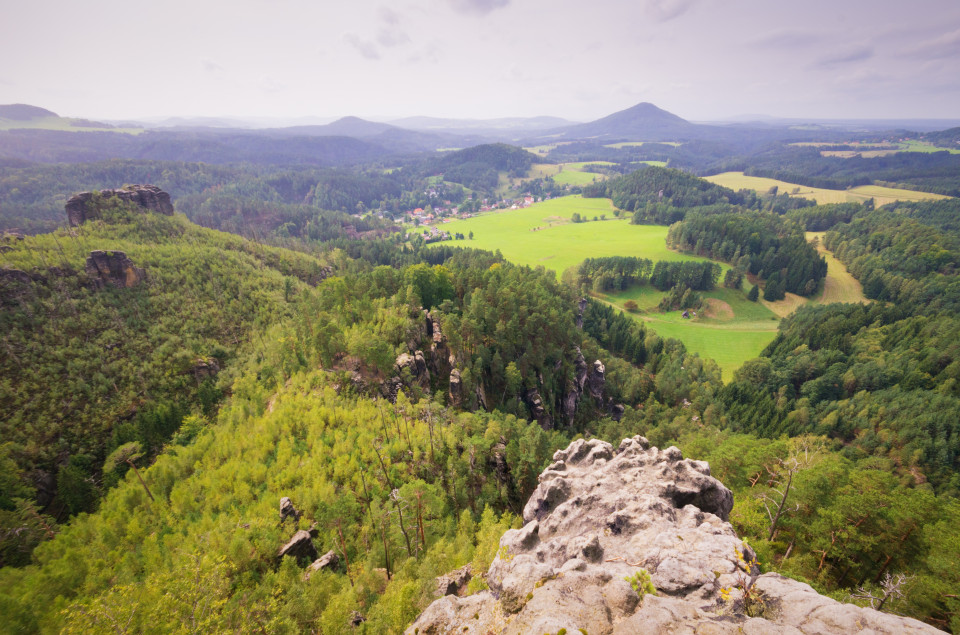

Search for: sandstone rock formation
xmin=193 ymin=357 xmax=220 ymax=381
xmin=396 ymin=350 xmax=431 ymax=391
xmin=435 ymin=565 xmax=472 ymax=598
xmin=407 ymin=437 xmax=941 ymax=635
xmin=66 ymin=184 xmax=174 ymax=227
xmin=84 ymin=250 xmax=145 ymax=288
xmin=448 ymin=369 xmax=463 ymax=408
xmin=304 ymin=550 xmax=340 ymax=581
xmin=278 ymin=529 xmax=318 ymax=562
xmin=279 ymin=497 xmax=301 ymax=524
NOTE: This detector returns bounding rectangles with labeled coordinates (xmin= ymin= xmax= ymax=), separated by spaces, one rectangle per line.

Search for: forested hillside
xmin=0 ymin=199 xmax=332 ymax=562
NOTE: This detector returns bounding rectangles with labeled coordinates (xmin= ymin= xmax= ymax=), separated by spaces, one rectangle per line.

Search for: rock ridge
xmin=66 ymin=184 xmax=174 ymax=226
xmin=408 ymin=436 xmax=942 ymax=634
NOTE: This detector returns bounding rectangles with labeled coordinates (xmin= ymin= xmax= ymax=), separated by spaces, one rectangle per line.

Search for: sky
xmin=1 ymin=0 xmax=959 ymax=123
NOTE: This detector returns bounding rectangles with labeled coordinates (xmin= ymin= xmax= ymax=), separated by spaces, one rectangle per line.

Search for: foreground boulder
xmin=407 ymin=436 xmax=940 ymax=634
xmin=66 ymin=184 xmax=174 ymax=226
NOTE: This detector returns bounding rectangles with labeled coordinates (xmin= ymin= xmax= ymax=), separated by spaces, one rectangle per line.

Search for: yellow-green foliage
xmin=0 ymin=364 xmax=561 ymax=633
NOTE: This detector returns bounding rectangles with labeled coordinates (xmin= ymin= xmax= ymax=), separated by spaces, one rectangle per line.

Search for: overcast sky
xmin=1 ymin=0 xmax=958 ymax=122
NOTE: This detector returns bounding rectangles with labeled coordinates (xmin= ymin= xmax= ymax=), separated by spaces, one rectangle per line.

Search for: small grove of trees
xmin=576 ymin=257 xmax=719 ymax=294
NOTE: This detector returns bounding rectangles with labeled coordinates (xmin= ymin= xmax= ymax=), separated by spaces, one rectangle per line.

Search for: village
xmin=399 ymin=191 xmax=549 ymax=243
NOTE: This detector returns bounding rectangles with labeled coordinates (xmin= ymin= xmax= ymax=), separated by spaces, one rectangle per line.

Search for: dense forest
xmin=667 ymin=210 xmax=827 ymax=297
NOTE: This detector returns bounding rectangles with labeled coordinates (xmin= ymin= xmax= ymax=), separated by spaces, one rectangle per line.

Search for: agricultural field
xmin=790 ymin=140 xmax=960 ymax=156
xmin=704 ymin=171 xmax=951 ymax=207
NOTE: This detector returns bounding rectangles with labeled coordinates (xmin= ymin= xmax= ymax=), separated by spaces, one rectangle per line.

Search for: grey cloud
xmin=905 ymin=28 xmax=960 ymax=61
xmin=377 ymin=28 xmax=411 ymax=48
xmin=642 ymin=0 xmax=699 ymax=23
xmin=448 ymin=0 xmax=510 ymax=16
xmin=344 ymin=34 xmax=381 ymax=60
xmin=815 ymin=45 xmax=874 ymax=68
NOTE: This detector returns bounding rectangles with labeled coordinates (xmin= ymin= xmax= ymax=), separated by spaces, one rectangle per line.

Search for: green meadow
xmin=597 ymin=285 xmax=777 ymax=381
xmin=437 ymin=196 xmax=715 ymax=275
xmin=433 ymin=197 xmax=871 ymax=380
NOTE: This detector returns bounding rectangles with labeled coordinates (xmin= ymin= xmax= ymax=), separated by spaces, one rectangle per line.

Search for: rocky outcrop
xmin=279 ymin=497 xmax=301 ymax=524
xmin=448 ymin=369 xmax=463 ymax=408
xmin=193 ymin=357 xmax=220 ymax=381
xmin=66 ymin=184 xmax=174 ymax=226
xmin=425 ymin=311 xmax=454 ymax=379
xmin=396 ymin=350 xmax=430 ymax=391
xmin=304 ymin=550 xmax=340 ymax=580
xmin=407 ymin=437 xmax=941 ymax=635
xmin=436 ymin=565 xmax=473 ymax=598
xmin=278 ymin=530 xmax=318 ymax=562
xmin=85 ymin=250 xmax=145 ymax=288
xmin=523 ymin=388 xmax=552 ymax=430
xmin=586 ymin=359 xmax=605 ymax=401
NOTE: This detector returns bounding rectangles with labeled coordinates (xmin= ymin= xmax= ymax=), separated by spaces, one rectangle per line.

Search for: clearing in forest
xmin=598 ymin=284 xmax=778 ymax=382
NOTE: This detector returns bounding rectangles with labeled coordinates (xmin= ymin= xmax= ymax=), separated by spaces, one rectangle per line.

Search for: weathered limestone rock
xmin=407 ymin=437 xmax=942 ymax=635
xmin=66 ymin=184 xmax=173 ymax=226
xmin=435 ymin=565 xmax=473 ymax=597
xmin=84 ymin=250 xmax=145 ymax=288
xmin=278 ymin=530 xmax=318 ymax=561
xmin=304 ymin=550 xmax=340 ymax=580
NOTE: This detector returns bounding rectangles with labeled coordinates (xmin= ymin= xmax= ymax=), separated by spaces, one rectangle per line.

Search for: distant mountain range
xmin=3 ymin=100 xmax=960 ymax=166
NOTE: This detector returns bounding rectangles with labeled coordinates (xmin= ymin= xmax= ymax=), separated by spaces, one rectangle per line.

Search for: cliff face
xmin=408 ymin=437 xmax=942 ymax=635
xmin=66 ymin=184 xmax=174 ymax=227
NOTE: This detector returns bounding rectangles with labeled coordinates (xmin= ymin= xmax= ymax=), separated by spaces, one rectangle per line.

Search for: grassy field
xmin=436 ymin=196 xmax=714 ymax=275
xmin=552 ymin=170 xmax=605 ymax=186
xmin=806 ymin=231 xmax=868 ymax=305
xmin=431 ymin=198 xmax=869 ymax=380
xmin=598 ymin=285 xmax=778 ymax=381
xmin=791 ymin=140 xmax=960 ymax=156
xmin=704 ymin=171 xmax=951 ymax=207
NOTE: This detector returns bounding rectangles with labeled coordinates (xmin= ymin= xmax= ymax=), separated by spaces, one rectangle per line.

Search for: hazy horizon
xmin=2 ymin=0 xmax=958 ymax=123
